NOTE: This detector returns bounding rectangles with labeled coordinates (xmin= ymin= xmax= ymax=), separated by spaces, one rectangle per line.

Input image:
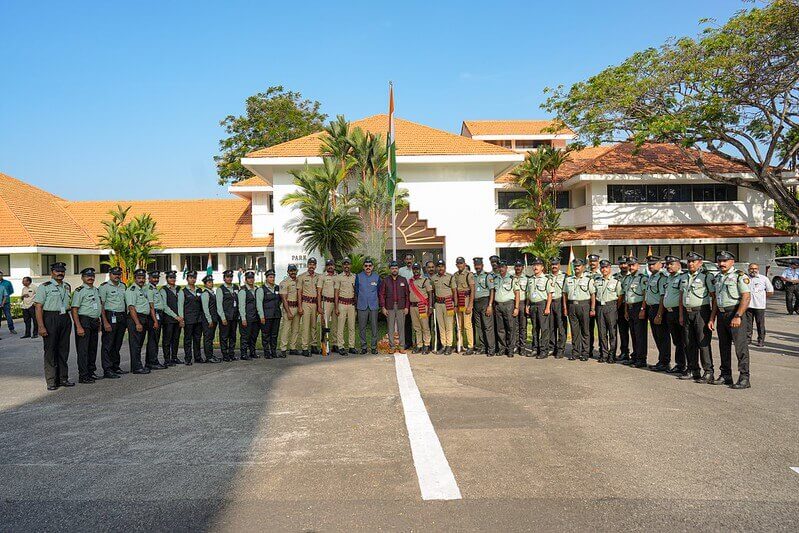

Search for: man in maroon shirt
xmin=379 ymin=260 xmax=410 ymax=353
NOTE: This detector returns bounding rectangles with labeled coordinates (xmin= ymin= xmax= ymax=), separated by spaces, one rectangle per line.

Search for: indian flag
xmin=566 ymin=246 xmax=575 ymax=276
xmin=205 ymin=253 xmax=213 ymax=277
xmin=386 ymin=82 xmax=397 ymax=198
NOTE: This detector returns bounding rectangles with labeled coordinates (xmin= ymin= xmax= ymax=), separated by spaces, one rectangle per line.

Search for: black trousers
xmin=745 ymin=308 xmax=766 ymax=342
xmin=202 ymin=319 xmax=217 ymax=357
xmin=146 ymin=314 xmax=161 ymax=367
xmin=162 ymin=319 xmax=181 ymax=360
xmin=183 ymin=322 xmax=202 ymax=362
xmin=548 ymin=300 xmax=567 ymax=356
xmin=219 ymin=318 xmax=238 ymax=358
xmin=472 ymin=298 xmax=495 ymax=355
xmin=42 ymin=311 xmax=71 ymax=387
xmin=664 ymin=309 xmax=686 ymax=369
xmin=75 ymin=315 xmax=99 ymax=379
xmin=684 ymin=305 xmax=713 ymax=373
xmin=240 ymin=316 xmax=259 ymax=358
xmin=404 ymin=312 xmax=413 ymax=349
xmin=627 ymin=302 xmax=648 ymax=363
xmin=785 ymin=283 xmax=799 ymax=314
xmin=588 ymin=313 xmax=597 ymax=357
xmin=647 ymin=305 xmax=670 ymax=366
xmin=567 ymin=300 xmax=590 ymax=358
xmin=494 ymin=301 xmax=516 ymax=355
xmin=23 ymin=307 xmax=38 ymax=337
xmin=127 ymin=313 xmax=152 ymax=371
xmin=515 ymin=305 xmax=528 ymax=353
xmin=261 ymin=317 xmax=280 ymax=355
xmin=528 ymin=300 xmax=551 ymax=355
xmin=596 ymin=303 xmax=618 ymax=360
xmin=617 ymin=301 xmax=630 ymax=356
xmin=101 ymin=311 xmax=127 ymax=372
xmin=717 ymin=308 xmax=750 ymax=377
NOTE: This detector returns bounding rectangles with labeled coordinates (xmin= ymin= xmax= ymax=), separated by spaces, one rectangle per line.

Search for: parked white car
xmin=765 ymin=256 xmax=799 ymax=291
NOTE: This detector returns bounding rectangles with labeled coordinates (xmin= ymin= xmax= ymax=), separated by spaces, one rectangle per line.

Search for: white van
xmin=766 ymin=256 xmax=799 ymax=291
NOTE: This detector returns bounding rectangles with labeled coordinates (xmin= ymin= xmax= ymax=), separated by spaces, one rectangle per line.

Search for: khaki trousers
xmin=410 ymin=306 xmax=431 ymax=347
xmin=279 ymin=307 xmax=300 ymax=351
xmin=300 ymin=301 xmax=318 ymax=349
xmin=455 ymin=308 xmax=474 ymax=349
xmin=336 ymin=303 xmax=356 ymax=349
xmin=320 ymin=300 xmax=338 ymax=346
xmin=435 ymin=302 xmax=454 ymax=347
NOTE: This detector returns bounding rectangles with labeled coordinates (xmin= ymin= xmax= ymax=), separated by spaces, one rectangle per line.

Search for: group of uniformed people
xmin=33 ymin=247 xmax=753 ymax=390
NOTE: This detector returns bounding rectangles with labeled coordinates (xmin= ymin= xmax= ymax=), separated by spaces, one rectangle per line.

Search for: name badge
xmin=111 ymin=314 xmax=117 ymax=324
xmin=233 ymin=300 xmax=237 ymax=307
xmin=92 ymin=301 xmax=99 ymax=310
xmin=60 ymin=304 xmax=66 ymax=315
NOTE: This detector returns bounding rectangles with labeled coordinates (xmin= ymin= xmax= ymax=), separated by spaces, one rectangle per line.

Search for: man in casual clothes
xmin=379 ymin=260 xmax=410 ymax=353
xmin=746 ymin=263 xmax=774 ymax=347
xmin=0 ymin=270 xmax=15 ymax=335
xmin=20 ymin=277 xmax=38 ymax=338
xmin=781 ymin=258 xmax=799 ymax=314
xmin=356 ymin=259 xmax=381 ymax=354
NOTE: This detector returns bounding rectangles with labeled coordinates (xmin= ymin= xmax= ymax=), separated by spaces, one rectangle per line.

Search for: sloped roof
xmin=496 ymin=145 xmax=615 ymax=184
xmin=230 ymin=175 xmax=269 ymax=187
xmin=246 ymin=114 xmax=517 ymax=158
xmin=462 ymin=120 xmax=573 ymax=137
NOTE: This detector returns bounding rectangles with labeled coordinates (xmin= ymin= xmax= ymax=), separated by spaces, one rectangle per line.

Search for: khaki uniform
xmin=317 ymin=273 xmax=339 ymax=347
xmin=279 ymin=276 xmax=300 ymax=351
xmin=297 ymin=271 xmax=319 ymax=350
xmin=408 ymin=275 xmax=432 ymax=348
xmin=452 ymin=269 xmax=475 ymax=349
xmin=335 ymin=272 xmax=357 ymax=349
xmin=431 ymin=273 xmax=455 ymax=348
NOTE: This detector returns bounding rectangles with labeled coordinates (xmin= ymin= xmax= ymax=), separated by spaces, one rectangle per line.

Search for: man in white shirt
xmin=782 ymin=259 xmax=799 ymax=315
xmin=746 ymin=263 xmax=774 ymax=347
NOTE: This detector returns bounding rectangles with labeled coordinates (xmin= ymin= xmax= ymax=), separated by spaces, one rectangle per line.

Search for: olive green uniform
xmin=35 ymin=279 xmax=72 ymax=387
xmin=317 ymin=273 xmax=339 ymax=349
xmin=408 ymin=275 xmax=432 ymax=349
xmin=645 ymin=270 xmax=671 ymax=367
xmin=622 ymin=271 xmax=648 ymax=363
xmin=472 ymin=271 xmax=495 ymax=355
xmin=72 ymin=283 xmax=101 ymax=380
xmin=548 ymin=271 xmax=567 ymax=357
xmin=663 ymin=271 xmax=688 ymax=371
xmin=513 ymin=273 xmax=530 ymax=354
xmin=493 ymin=273 xmax=519 ymax=356
xmin=297 ymin=271 xmax=320 ymax=351
xmin=527 ymin=273 xmax=553 ymax=356
xmin=714 ymin=269 xmax=751 ymax=380
xmin=680 ymin=269 xmax=716 ymax=376
xmin=594 ymin=275 xmax=622 ymax=361
xmin=99 ymin=280 xmax=127 ymax=374
xmin=564 ymin=273 xmax=595 ymax=359
xmin=125 ymin=283 xmax=155 ymax=371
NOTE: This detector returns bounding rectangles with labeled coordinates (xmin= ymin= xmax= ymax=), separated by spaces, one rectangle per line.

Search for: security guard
xmin=679 ymin=252 xmax=717 ymax=383
xmin=215 ymin=269 xmax=239 ymax=361
xmin=334 ymin=258 xmax=357 ymax=356
xmin=431 ymin=260 xmax=456 ymax=354
xmin=563 ymin=258 xmax=595 ymax=361
xmin=661 ymin=256 xmax=687 ymax=375
xmin=615 ymin=257 xmax=631 ymax=362
xmin=594 ymin=259 xmax=623 ymax=363
xmin=493 ymin=260 xmax=520 ymax=357
xmin=644 ymin=256 xmax=671 ymax=372
xmin=200 ymin=275 xmax=222 ymax=363
xmin=622 ymin=257 xmax=648 ymax=367
xmin=586 ymin=253 xmax=602 ymax=358
xmin=296 ymin=258 xmax=320 ymax=356
xmin=71 ymin=267 xmax=102 ymax=383
xmin=178 ymin=271 xmax=203 ymax=364
xmin=512 ymin=259 xmax=531 ymax=356
xmin=712 ymin=250 xmax=752 ymax=389
xmin=526 ymin=257 xmax=553 ymax=358
xmin=125 ymin=268 xmax=156 ymax=374
xmin=279 ymin=264 xmax=301 ymax=357
xmin=34 ymin=262 xmax=73 ymax=390
xmin=147 ymin=271 xmax=168 ymax=369
xmin=99 ymin=266 xmax=127 ymax=378
xmin=408 ymin=262 xmax=433 ymax=354
xmin=257 ymin=269 xmax=282 ymax=358
xmin=548 ymin=258 xmax=567 ymax=358
xmin=160 ymin=271 xmax=183 ymax=365
xmin=238 ymin=270 xmax=260 ymax=359
xmin=472 ymin=257 xmax=495 ymax=356
xmin=317 ymin=259 xmax=339 ymax=354
xmin=453 ymin=257 xmax=475 ymax=354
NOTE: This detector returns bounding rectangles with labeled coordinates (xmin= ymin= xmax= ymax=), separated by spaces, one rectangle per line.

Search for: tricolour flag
xmin=646 ymin=245 xmax=653 ymax=258
xmin=206 ymin=252 xmax=213 ymax=277
xmin=182 ymin=259 xmax=188 ymax=280
xmin=566 ymin=246 xmax=575 ymax=276
xmin=386 ymin=82 xmax=397 ymax=198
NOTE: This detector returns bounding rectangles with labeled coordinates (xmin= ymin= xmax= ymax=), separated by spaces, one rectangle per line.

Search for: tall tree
xmin=543 ymin=0 xmax=799 ymax=223
xmin=215 ymin=86 xmax=326 ymax=185
xmin=97 ymin=205 xmax=162 ymax=283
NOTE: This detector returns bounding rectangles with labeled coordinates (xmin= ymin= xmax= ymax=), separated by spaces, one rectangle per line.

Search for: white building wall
xmin=272 ymin=170 xmax=320 ymax=279
xmin=250 ymin=191 xmax=274 ymax=237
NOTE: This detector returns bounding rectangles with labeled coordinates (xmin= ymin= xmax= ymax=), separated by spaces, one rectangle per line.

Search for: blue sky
xmin=1 ymin=0 xmax=748 ymax=200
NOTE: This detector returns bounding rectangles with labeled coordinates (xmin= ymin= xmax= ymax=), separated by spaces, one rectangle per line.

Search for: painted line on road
xmin=791 ymin=467 xmax=799 ymax=475
xmin=393 ymin=353 xmax=462 ymax=501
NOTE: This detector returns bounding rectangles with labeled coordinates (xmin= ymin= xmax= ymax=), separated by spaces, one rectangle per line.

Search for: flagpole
xmin=392 ymin=193 xmax=397 ymax=261
xmin=389 ymin=81 xmax=397 ymax=261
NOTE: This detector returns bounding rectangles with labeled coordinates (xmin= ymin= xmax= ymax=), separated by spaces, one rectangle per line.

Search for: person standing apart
xmin=782 ymin=258 xmax=799 ymax=314
xmin=125 ymin=268 xmax=159 ymax=374
xmin=98 ymin=266 xmax=127 ymax=378
xmin=334 ymin=258 xmax=357 ymax=356
xmin=200 ymin=275 xmax=222 ymax=363
xmin=380 ymin=260 xmax=410 ymax=353
xmin=644 ymin=256 xmax=671 ymax=372
xmin=527 ymin=257 xmax=553 ymax=358
xmin=679 ymin=252 xmax=717 ymax=383
xmin=0 ymin=281 xmax=7 ymax=341
xmin=278 ymin=265 xmax=300 ymax=357
xmin=453 ymin=257 xmax=475 ymax=355
xmin=0 ymin=270 xmax=16 ymax=335
xmin=238 ymin=271 xmax=260 ymax=360
xmin=622 ymin=257 xmax=648 ymax=368
xmin=661 ymin=256 xmax=688 ymax=376
xmin=178 ymin=271 xmax=203 ymax=364
xmin=34 ymin=262 xmax=73 ymax=390
xmin=256 ymin=269 xmax=281 ymax=358
xmin=431 ymin=260 xmax=456 ymax=355
xmin=548 ymin=259 xmax=567 ymax=359
xmin=296 ymin=258 xmax=320 ymax=356
xmin=745 ymin=263 xmax=773 ymax=347
xmin=355 ymin=259 xmax=381 ymax=354
xmin=563 ymin=259 xmax=595 ymax=361
xmin=70 ymin=267 xmax=102 ymax=383
xmin=593 ymin=259 xmax=623 ymax=363
xmin=712 ymin=250 xmax=752 ymax=389
xmin=20 ymin=277 xmax=38 ymax=338
xmin=160 ymin=271 xmax=183 ymax=365
xmin=492 ymin=260 xmax=520 ymax=358
xmin=472 ymin=258 xmax=495 ymax=356
xmin=215 ymin=270 xmax=239 ymax=361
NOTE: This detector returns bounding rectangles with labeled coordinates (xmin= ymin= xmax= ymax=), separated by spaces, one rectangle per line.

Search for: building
xmin=2 ymin=114 xmax=796 ymax=291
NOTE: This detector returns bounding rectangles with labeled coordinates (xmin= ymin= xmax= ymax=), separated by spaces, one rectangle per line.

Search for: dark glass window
xmin=497 ymin=191 xmax=528 ymax=209
xmin=179 ymin=254 xmax=218 ymax=272
xmin=146 ymin=254 xmax=171 ymax=272
xmin=555 ymin=191 xmax=570 ymax=209
xmin=99 ymin=255 xmax=110 ymax=274
xmin=41 ymin=254 xmax=57 ymax=276
xmin=607 ymin=184 xmax=737 ymax=203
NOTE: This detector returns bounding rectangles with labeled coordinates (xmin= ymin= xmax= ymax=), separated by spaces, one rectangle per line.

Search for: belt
xmin=301 ymin=296 xmax=318 ymax=304
xmin=338 ymin=297 xmax=355 ymax=305
xmin=410 ymin=302 xmax=419 ymax=307
xmin=457 ymin=290 xmax=471 ymax=295
xmin=684 ymin=304 xmax=709 ymax=313
xmin=719 ymin=306 xmax=738 ymax=313
xmin=665 ymin=307 xmax=678 ymax=312
xmin=43 ymin=310 xmax=69 ymax=315
xmin=322 ymin=296 xmax=335 ymax=303
xmin=287 ymin=301 xmax=299 ymax=308
xmin=567 ymin=299 xmax=589 ymax=304
xmin=435 ymin=297 xmax=449 ymax=304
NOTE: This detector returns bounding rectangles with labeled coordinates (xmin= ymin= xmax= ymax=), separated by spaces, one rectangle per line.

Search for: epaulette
xmin=64 ymin=282 xmax=71 ymax=290
xmin=100 ymin=281 xmax=108 ymax=286
xmin=43 ymin=280 xmax=52 ymax=286
xmin=75 ymin=286 xmax=83 ymax=292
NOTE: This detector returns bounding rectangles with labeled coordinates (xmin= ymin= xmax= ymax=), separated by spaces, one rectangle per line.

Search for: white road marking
xmin=393 ymin=353 xmax=462 ymax=501
xmin=791 ymin=467 xmax=799 ymax=475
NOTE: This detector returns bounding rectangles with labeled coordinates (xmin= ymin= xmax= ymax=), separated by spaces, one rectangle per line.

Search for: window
xmin=607 ymin=184 xmax=737 ymax=203
xmin=0 ymin=254 xmax=9 ymax=275
xmin=99 ymin=255 xmax=110 ymax=274
xmin=515 ymin=140 xmax=549 ymax=150
xmin=497 ymin=247 xmax=534 ymax=265
xmin=226 ymin=253 xmax=261 ymax=271
xmin=147 ymin=254 xmax=171 ymax=273
xmin=555 ymin=191 xmax=570 ymax=209
xmin=497 ymin=191 xmax=527 ymax=209
xmin=179 ymin=254 xmax=218 ymax=272
xmin=41 ymin=254 xmax=57 ymax=276
xmin=487 ymin=140 xmax=512 ymax=148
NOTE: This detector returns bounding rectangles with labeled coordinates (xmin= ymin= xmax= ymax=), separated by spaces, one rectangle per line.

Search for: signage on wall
xmin=291 ymin=254 xmax=307 ymax=262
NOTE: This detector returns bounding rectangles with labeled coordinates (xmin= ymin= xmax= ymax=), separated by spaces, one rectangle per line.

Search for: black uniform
xmin=182 ymin=287 xmax=203 ymax=363
xmin=218 ymin=284 xmax=239 ymax=360
xmin=240 ymin=287 xmax=259 ymax=359
xmin=260 ymin=284 xmax=282 ymax=357
xmin=162 ymin=286 xmax=182 ymax=364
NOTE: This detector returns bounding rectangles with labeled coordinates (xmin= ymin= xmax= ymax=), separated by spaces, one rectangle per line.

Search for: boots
xmin=730 ymin=375 xmax=751 ymax=389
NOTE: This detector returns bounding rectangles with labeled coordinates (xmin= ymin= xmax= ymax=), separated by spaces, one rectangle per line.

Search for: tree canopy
xmin=215 ymin=86 xmax=326 ymax=184
xmin=543 ymin=0 xmax=799 ymax=222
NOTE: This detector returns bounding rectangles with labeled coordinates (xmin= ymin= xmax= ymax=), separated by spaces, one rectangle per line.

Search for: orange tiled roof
xmin=230 ymin=175 xmax=269 ymax=187
xmin=247 ymin=114 xmax=517 ymax=158
xmin=496 ymin=145 xmax=615 ymax=184
xmin=462 ymin=119 xmax=573 ymax=137
xmin=496 ymin=225 xmax=792 ymax=243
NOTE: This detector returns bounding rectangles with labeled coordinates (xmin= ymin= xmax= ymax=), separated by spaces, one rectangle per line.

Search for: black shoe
xmin=331 ymin=345 xmax=339 ymax=353
xmin=147 ymin=363 xmax=167 ymax=370
xmin=113 ymin=368 xmax=129 ymax=374
xmin=648 ymin=363 xmax=669 ymax=372
xmin=280 ymin=351 xmax=288 ymax=358
xmin=730 ymin=376 xmax=751 ymax=389
xmin=165 ymin=359 xmax=176 ymax=366
xmin=88 ymin=373 xmax=101 ymax=380
xmin=78 ymin=377 xmax=95 ymax=384
xmin=300 ymin=351 xmax=310 ymax=357
xmin=554 ymin=353 xmax=563 ymax=359
xmin=667 ymin=366 xmax=685 ymax=374
xmin=579 ymin=356 xmax=588 ymax=361
xmin=619 ymin=358 xmax=633 ymax=365
xmin=597 ymin=358 xmax=607 ymax=363
xmin=348 ymin=348 xmax=357 ymax=355
xmin=755 ymin=340 xmax=765 ymax=347
xmin=634 ymin=360 xmax=648 ymax=368
xmin=32 ymin=334 xmax=39 ymax=338
xmin=713 ymin=375 xmax=734 ymax=386
xmin=411 ymin=347 xmax=420 ymax=354
xmin=185 ymin=360 xmax=193 ymax=366
xmin=47 ymin=384 xmax=58 ymax=391
xmin=195 ymin=358 xmax=206 ymax=363
xmin=535 ymin=353 xmax=547 ymax=359
xmin=240 ymin=355 xmax=252 ymax=360
xmin=371 ymin=348 xmax=378 ymax=355
xmin=607 ymin=358 xmax=616 ymax=364
xmin=679 ymin=371 xmax=700 ymax=380
xmin=207 ymin=356 xmax=221 ymax=363
xmin=422 ymin=347 xmax=429 ymax=355
xmin=174 ymin=358 xmax=186 ymax=365
xmin=289 ymin=350 xmax=299 ymax=356
xmin=567 ymin=355 xmax=576 ymax=361
xmin=360 ymin=348 xmax=368 ymax=355
xmin=700 ymin=370 xmax=715 ymax=384
xmin=61 ymin=380 xmax=75 ymax=387
xmin=132 ymin=368 xmax=150 ymax=374
xmin=251 ymin=354 xmax=261 ymax=359
xmin=103 ymin=372 xmax=121 ymax=379
xmin=20 ymin=334 xmax=30 ymax=339
xmin=506 ymin=352 xmax=514 ymax=358
xmin=618 ymin=353 xmax=630 ymax=362
xmin=311 ymin=348 xmax=321 ymax=355
xmin=222 ymin=356 xmax=231 ymax=362
xmin=229 ymin=355 xmax=239 ymax=361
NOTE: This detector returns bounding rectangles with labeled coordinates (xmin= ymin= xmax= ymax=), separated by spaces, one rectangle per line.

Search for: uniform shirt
xmin=474 ymin=271 xmax=495 ymax=299
xmin=662 ymin=271 xmax=686 ymax=309
xmin=256 ymin=283 xmax=280 ymax=319
xmin=563 ymin=273 xmax=595 ymax=301
xmin=297 ymin=271 xmax=319 ymax=300
xmin=594 ymin=275 xmax=623 ymax=305
xmin=279 ymin=277 xmax=298 ymax=304
xmin=588 ymin=269 xmax=602 ymax=282
xmin=782 ymin=266 xmax=799 ymax=281
xmin=98 ymin=280 xmax=127 ymax=312
xmin=20 ymin=284 xmax=36 ymax=310
xmin=408 ymin=275 xmax=432 ymax=303
xmin=335 ymin=272 xmax=356 ymax=300
xmin=177 ymin=285 xmax=202 ymax=317
xmin=237 ymin=284 xmax=258 ymax=310
xmin=513 ymin=273 xmax=530 ymax=299
xmin=71 ymin=283 xmax=101 ymax=318
xmin=215 ymin=283 xmax=239 ymax=318
xmin=714 ymin=269 xmax=751 ymax=308
xmin=747 ymin=273 xmax=773 ymax=310
xmin=431 ymin=273 xmax=455 ymax=301
xmin=644 ymin=270 xmax=669 ymax=306
xmin=161 ymin=285 xmax=180 ymax=319
xmin=548 ymin=271 xmax=566 ymax=300
xmin=201 ymin=289 xmax=216 ymax=323
xmin=126 ymin=283 xmax=153 ymax=315
xmin=680 ymin=269 xmax=716 ymax=308
xmin=527 ymin=273 xmax=554 ymax=303
xmin=623 ymin=271 xmax=648 ymax=304
xmin=317 ymin=272 xmax=338 ymax=299
xmin=453 ymin=270 xmax=475 ymax=292
xmin=34 ymin=278 xmax=71 ymax=313
xmin=493 ymin=273 xmax=519 ymax=303
xmin=148 ymin=283 xmax=166 ymax=311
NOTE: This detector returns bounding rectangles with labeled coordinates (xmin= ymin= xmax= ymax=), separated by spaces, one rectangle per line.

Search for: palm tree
xmin=98 ymin=205 xmax=162 ymax=283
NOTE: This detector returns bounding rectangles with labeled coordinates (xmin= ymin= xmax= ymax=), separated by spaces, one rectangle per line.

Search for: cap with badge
xmin=617 ymin=256 xmax=628 ymax=265
xmin=342 ymin=257 xmax=351 ymax=265
xmin=166 ymin=270 xmax=177 ymax=278
xmin=685 ymin=251 xmax=704 ymax=261
xmin=265 ymin=269 xmax=275 ymax=277
xmin=514 ymin=259 xmax=524 ymax=267
xmin=109 ymin=266 xmax=123 ymax=275
xmin=489 ymin=255 xmax=500 ymax=263
xmin=325 ymin=259 xmax=334 ymax=266
xmin=627 ymin=256 xmax=639 ymax=265
xmin=646 ymin=255 xmax=662 ymax=265
xmin=587 ymin=254 xmax=600 ymax=261
xmin=599 ymin=259 xmax=612 ymax=268
xmin=456 ymin=257 xmax=465 ymax=264
xmin=473 ymin=257 xmax=483 ymax=265
xmin=187 ymin=270 xmax=198 ymax=278
xmin=716 ymin=250 xmax=736 ymax=261
xmin=389 ymin=260 xmax=399 ymax=267
xmin=223 ymin=269 xmax=234 ymax=276
xmin=664 ymin=255 xmax=681 ymax=264
xmin=791 ymin=258 xmax=799 ymax=266
xmin=436 ymin=259 xmax=445 ymax=266
xmin=149 ymin=271 xmax=160 ymax=278
xmin=412 ymin=262 xmax=421 ymax=269
xmin=531 ymin=257 xmax=544 ymax=265
xmin=307 ymin=257 xmax=317 ymax=265
xmin=80 ymin=267 xmax=96 ymax=276
xmin=498 ymin=259 xmax=507 ymax=267
xmin=550 ymin=257 xmax=561 ymax=265
xmin=245 ymin=270 xmax=255 ymax=278
xmin=51 ymin=262 xmax=67 ymax=272
xmin=133 ymin=268 xmax=147 ymax=277
xmin=287 ymin=264 xmax=298 ymax=272
xmin=572 ymin=258 xmax=585 ymax=266
xmin=202 ymin=275 xmax=214 ymax=283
